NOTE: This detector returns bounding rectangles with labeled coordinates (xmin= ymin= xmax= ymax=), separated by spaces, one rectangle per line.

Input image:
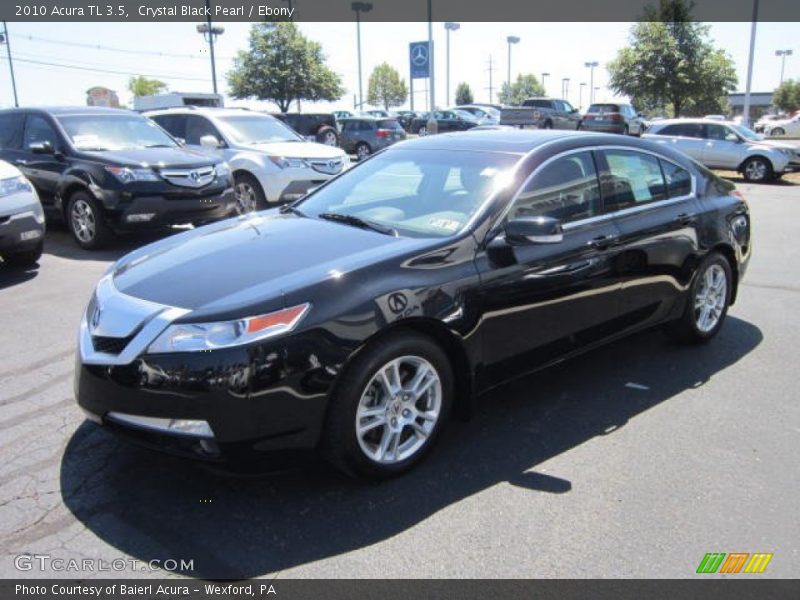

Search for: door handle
xmin=14 ymin=159 xmax=28 ymax=165
xmin=674 ymin=212 xmax=697 ymax=225
xmin=588 ymin=234 xmax=618 ymax=250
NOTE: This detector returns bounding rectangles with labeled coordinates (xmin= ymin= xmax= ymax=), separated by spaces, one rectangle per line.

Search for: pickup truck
xmin=499 ymin=98 xmax=582 ymax=130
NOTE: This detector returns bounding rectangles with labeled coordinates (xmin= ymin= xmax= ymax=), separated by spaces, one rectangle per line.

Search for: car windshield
xmin=57 ymin=114 xmax=178 ymax=151
xmin=296 ymin=148 xmax=519 ymax=238
xmin=729 ymin=124 xmax=761 ymax=141
xmin=454 ymin=109 xmax=478 ymax=121
xmin=216 ymin=115 xmax=303 ymax=144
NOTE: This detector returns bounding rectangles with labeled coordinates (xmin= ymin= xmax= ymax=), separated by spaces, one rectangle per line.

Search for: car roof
xmin=0 ymin=106 xmax=136 ymax=117
xmin=398 ymin=129 xmax=612 ymax=154
xmin=651 ymin=118 xmax=736 ymax=125
xmin=145 ymin=107 xmax=266 ymax=118
xmin=338 ymin=116 xmax=392 ymax=121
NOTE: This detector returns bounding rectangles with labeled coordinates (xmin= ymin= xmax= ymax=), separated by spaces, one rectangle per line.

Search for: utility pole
xmin=585 ymin=61 xmax=599 ymax=104
xmin=540 ymin=72 xmax=549 ymax=96
xmin=579 ymin=82 xmax=586 ymax=110
xmin=506 ymin=36 xmax=520 ymax=90
xmin=1 ymin=21 xmax=19 ymax=107
xmin=775 ymin=49 xmax=793 ymax=85
xmin=487 ymin=55 xmax=495 ymax=104
xmin=196 ymin=0 xmax=225 ymax=95
xmin=351 ymin=2 xmax=373 ymax=111
xmin=742 ymin=0 xmax=759 ymax=128
xmin=444 ymin=22 xmax=460 ymax=107
xmin=426 ymin=0 xmax=437 ymax=134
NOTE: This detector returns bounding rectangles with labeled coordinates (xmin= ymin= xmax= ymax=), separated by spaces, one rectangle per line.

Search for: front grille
xmin=159 ymin=166 xmax=216 ymax=188
xmin=91 ymin=334 xmax=135 ymax=355
xmin=309 ymin=158 xmax=344 ymax=175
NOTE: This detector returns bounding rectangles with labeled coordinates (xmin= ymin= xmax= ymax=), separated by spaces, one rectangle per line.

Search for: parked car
xmin=147 ymin=108 xmax=348 ymax=212
xmin=338 ymin=117 xmax=406 ymax=159
xmin=272 ymin=112 xmax=340 ymax=146
xmin=364 ymin=110 xmax=397 ymax=119
xmin=753 ymin=114 xmax=784 ymax=133
xmin=704 ymin=114 xmax=727 ymax=121
xmin=763 ymin=113 xmax=800 ymax=137
xmin=453 ymin=105 xmax=501 ymax=125
xmin=75 ymin=129 xmax=750 ymax=479
xmin=0 ymin=107 xmax=236 ymax=249
xmin=580 ymin=103 xmax=646 ymax=135
xmin=500 ymin=98 xmax=581 ymax=130
xmin=395 ymin=110 xmax=421 ymax=132
xmin=410 ymin=110 xmax=480 ymax=135
xmin=643 ymin=118 xmax=798 ymax=182
xmin=0 ymin=160 xmax=45 ymax=267
xmin=333 ymin=110 xmax=356 ymax=121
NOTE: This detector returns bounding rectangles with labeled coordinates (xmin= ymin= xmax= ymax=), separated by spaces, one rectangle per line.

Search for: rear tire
xmin=668 ymin=252 xmax=732 ymax=344
xmin=741 ymin=156 xmax=773 ymax=183
xmin=355 ymin=142 xmax=371 ymax=160
xmin=3 ymin=241 xmax=43 ymax=268
xmin=322 ymin=332 xmax=453 ymax=479
xmin=67 ymin=191 xmax=113 ymax=250
xmin=418 ymin=125 xmax=428 ymax=136
xmin=769 ymin=127 xmax=785 ymax=137
xmin=317 ymin=126 xmax=339 ymax=147
xmin=542 ymin=120 xmax=553 ymax=130
xmin=233 ymin=172 xmax=267 ymax=213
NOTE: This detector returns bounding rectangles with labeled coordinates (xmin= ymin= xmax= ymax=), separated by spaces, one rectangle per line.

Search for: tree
xmin=227 ymin=22 xmax=344 ymax=112
xmin=497 ymin=74 xmax=545 ymax=106
xmin=367 ymin=63 xmax=408 ymax=110
xmin=773 ymin=79 xmax=800 ymax=113
xmin=454 ymin=82 xmax=474 ymax=105
xmin=606 ymin=0 xmax=737 ymax=117
xmin=128 ymin=76 xmax=167 ymax=97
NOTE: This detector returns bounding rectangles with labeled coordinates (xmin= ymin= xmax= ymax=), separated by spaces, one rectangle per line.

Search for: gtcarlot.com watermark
xmin=14 ymin=553 xmax=194 ymax=573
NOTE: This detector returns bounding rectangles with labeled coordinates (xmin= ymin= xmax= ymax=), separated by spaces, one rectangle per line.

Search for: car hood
xmin=0 ymin=159 xmax=21 ymax=179
xmin=79 ymin=147 xmax=218 ymax=169
xmin=246 ymin=141 xmax=345 ymax=160
xmin=751 ymin=139 xmax=797 ymax=151
xmin=111 ymin=211 xmax=433 ymax=317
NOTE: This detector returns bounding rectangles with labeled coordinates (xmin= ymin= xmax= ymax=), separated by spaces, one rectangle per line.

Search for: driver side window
xmin=185 ymin=116 xmax=221 ymax=145
xmin=23 ymin=115 xmax=59 ymax=151
xmin=510 ymin=151 xmax=601 ymax=224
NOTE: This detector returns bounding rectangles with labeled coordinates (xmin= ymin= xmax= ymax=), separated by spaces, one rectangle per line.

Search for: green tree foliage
xmin=454 ymin=82 xmax=474 ymax=105
xmin=367 ymin=63 xmax=408 ymax=110
xmin=606 ymin=0 xmax=737 ymax=117
xmin=227 ymin=22 xmax=344 ymax=112
xmin=128 ymin=76 xmax=167 ymax=97
xmin=497 ymin=74 xmax=546 ymax=106
xmin=773 ymin=79 xmax=800 ymax=113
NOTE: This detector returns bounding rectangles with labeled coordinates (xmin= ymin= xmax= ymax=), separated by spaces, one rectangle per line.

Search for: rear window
xmin=522 ymin=99 xmax=551 ymax=108
xmin=588 ymin=104 xmax=620 ymax=113
xmin=378 ymin=119 xmax=403 ymax=130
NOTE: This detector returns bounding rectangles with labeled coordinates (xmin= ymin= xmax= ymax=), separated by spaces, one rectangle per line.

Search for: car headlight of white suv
xmin=0 ymin=175 xmax=33 ymax=198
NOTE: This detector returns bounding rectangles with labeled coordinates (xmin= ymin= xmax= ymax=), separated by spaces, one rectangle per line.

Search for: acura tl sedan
xmin=75 ymin=130 xmax=751 ymax=479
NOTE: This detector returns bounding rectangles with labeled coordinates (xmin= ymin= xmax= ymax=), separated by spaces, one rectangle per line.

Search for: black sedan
xmin=75 ymin=130 xmax=751 ymax=479
xmin=410 ymin=110 xmax=480 ymax=135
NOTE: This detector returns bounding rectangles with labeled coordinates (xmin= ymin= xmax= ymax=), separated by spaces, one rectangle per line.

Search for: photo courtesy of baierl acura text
xmin=0 ymin=0 xmax=798 ymax=596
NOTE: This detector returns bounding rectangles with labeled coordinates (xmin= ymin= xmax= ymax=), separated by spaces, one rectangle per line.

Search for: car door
xmin=474 ymin=149 xmax=624 ymax=385
xmin=702 ymin=123 xmax=742 ymax=169
xmin=653 ymin=122 xmax=707 ymax=163
xmin=15 ymin=114 xmax=67 ymax=207
xmin=597 ymin=148 xmax=701 ymax=329
xmin=559 ymin=100 xmax=580 ymax=129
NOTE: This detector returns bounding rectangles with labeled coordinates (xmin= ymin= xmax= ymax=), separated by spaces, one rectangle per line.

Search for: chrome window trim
xmin=490 ymin=144 xmax=697 ymax=236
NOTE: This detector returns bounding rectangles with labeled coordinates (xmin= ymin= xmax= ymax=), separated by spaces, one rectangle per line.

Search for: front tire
xmin=741 ymin=156 xmax=773 ymax=183
xmin=769 ymin=127 xmax=785 ymax=137
xmin=418 ymin=125 xmax=428 ymax=136
xmin=355 ymin=142 xmax=371 ymax=160
xmin=317 ymin=126 xmax=339 ymax=147
xmin=3 ymin=241 xmax=43 ymax=268
xmin=668 ymin=252 xmax=732 ymax=344
xmin=322 ymin=332 xmax=453 ymax=479
xmin=233 ymin=172 xmax=267 ymax=213
xmin=67 ymin=191 xmax=113 ymax=250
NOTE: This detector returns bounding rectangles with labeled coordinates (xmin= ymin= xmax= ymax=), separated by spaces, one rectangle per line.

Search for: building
xmin=728 ymin=92 xmax=774 ymax=119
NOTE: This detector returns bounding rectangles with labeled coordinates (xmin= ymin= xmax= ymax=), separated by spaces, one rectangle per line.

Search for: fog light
xmin=125 ymin=213 xmax=156 ymax=223
xmin=106 ymin=412 xmax=214 ymax=438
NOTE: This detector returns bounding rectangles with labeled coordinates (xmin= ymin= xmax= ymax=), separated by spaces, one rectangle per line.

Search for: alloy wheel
xmin=234 ymin=182 xmax=258 ymax=214
xmin=744 ymin=159 xmax=768 ymax=181
xmin=694 ymin=264 xmax=727 ymax=333
xmin=323 ymin=130 xmax=338 ymax=146
xmin=355 ymin=355 xmax=442 ymax=464
xmin=356 ymin=144 xmax=371 ymax=159
xmin=71 ymin=199 xmax=96 ymax=243
xmin=418 ymin=126 xmax=427 ymax=136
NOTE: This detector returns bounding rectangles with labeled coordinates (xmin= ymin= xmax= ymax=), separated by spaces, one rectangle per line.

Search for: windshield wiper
xmin=144 ymin=144 xmax=174 ymax=148
xmin=317 ymin=212 xmax=398 ymax=236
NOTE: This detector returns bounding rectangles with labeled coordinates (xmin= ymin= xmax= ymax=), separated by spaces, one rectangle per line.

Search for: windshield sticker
xmin=72 ymin=134 xmax=101 ymax=148
xmin=428 ymin=217 xmax=461 ymax=232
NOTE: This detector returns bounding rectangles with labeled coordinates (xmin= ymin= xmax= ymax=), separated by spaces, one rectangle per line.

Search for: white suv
xmin=147 ymin=108 xmax=349 ymax=213
xmin=643 ymin=118 xmax=798 ymax=182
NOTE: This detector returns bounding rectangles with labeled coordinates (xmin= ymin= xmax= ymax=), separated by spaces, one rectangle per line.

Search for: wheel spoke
xmin=357 ymin=417 xmax=386 ymax=436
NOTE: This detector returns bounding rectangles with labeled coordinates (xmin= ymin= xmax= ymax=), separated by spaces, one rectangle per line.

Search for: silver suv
xmin=147 ymin=108 xmax=349 ymax=213
xmin=643 ymin=119 xmax=798 ymax=182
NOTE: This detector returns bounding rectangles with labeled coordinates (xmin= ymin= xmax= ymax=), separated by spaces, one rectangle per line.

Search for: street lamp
xmin=585 ymin=61 xmax=599 ymax=104
xmin=351 ymin=2 xmax=373 ymax=111
xmin=594 ymin=86 xmax=600 ymax=103
xmin=579 ymin=82 xmax=586 ymax=110
xmin=196 ymin=1 xmax=225 ymax=95
xmin=0 ymin=21 xmax=19 ymax=107
xmin=506 ymin=36 xmax=520 ymax=90
xmin=561 ymin=77 xmax=570 ymax=102
xmin=444 ymin=22 xmax=460 ymax=106
xmin=776 ymin=49 xmax=793 ymax=85
xmin=540 ymin=72 xmax=549 ymax=96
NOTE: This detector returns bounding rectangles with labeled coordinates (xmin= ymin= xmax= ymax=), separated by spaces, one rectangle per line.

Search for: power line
xmin=15 ymin=32 xmax=236 ymax=61
xmin=9 ymin=57 xmax=210 ymax=81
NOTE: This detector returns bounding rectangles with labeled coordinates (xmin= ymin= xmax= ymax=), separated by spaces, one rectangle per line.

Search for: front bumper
xmin=254 ymin=164 xmax=345 ymax=205
xmin=0 ymin=200 xmax=46 ymax=253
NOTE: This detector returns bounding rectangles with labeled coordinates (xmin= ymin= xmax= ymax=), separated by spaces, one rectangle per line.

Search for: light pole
xmin=196 ymin=1 xmax=225 ymax=95
xmin=585 ymin=61 xmax=599 ymax=104
xmin=742 ymin=0 xmax=759 ymax=128
xmin=561 ymin=78 xmax=570 ymax=102
xmin=594 ymin=86 xmax=600 ymax=102
xmin=506 ymin=36 xmax=520 ymax=90
xmin=579 ymin=82 xmax=586 ymax=110
xmin=540 ymin=72 xmax=549 ymax=96
xmin=1 ymin=21 xmax=19 ymax=107
xmin=351 ymin=2 xmax=372 ymax=111
xmin=444 ymin=22 xmax=460 ymax=106
xmin=776 ymin=49 xmax=793 ymax=85
xmin=426 ymin=0 xmax=437 ymax=135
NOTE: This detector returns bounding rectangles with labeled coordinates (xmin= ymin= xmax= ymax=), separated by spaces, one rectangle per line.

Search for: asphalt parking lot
xmin=0 ymin=178 xmax=798 ymax=579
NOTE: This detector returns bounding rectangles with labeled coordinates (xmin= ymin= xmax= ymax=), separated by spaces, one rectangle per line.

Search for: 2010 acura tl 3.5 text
xmin=75 ymin=130 xmax=751 ymax=479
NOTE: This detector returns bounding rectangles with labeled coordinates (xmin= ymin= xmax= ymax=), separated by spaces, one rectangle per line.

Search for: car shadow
xmin=60 ymin=317 xmax=762 ymax=579
xmin=0 ymin=263 xmax=39 ymax=289
xmin=43 ymin=222 xmax=184 ymax=263
xmin=716 ymin=172 xmax=798 ymax=186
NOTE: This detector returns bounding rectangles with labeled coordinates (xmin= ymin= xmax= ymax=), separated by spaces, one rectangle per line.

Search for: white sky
xmin=0 ymin=21 xmax=797 ymax=111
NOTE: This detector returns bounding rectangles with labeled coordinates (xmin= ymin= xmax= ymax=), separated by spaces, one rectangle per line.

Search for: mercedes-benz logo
xmin=387 ymin=292 xmax=408 ymax=314
xmin=411 ymin=45 xmax=428 ymax=66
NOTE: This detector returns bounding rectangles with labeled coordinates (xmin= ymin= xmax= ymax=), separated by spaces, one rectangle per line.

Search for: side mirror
xmin=199 ymin=135 xmax=222 ymax=149
xmin=505 ymin=216 xmax=564 ymax=244
xmin=572 ymin=108 xmax=580 ymax=114
xmin=725 ymin=133 xmax=740 ymax=143
xmin=29 ymin=141 xmax=54 ymax=154
xmin=174 ymin=137 xmax=186 ymax=146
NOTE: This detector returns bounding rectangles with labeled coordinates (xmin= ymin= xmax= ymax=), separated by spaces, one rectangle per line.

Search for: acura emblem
xmin=91 ymin=304 xmax=103 ymax=329
xmin=329 ymin=160 xmax=338 ymax=170
xmin=190 ymin=171 xmax=200 ymax=181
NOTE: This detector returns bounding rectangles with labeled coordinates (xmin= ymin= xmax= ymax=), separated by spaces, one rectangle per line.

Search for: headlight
xmin=268 ymin=156 xmax=308 ymax=169
xmin=147 ymin=303 xmax=310 ymax=353
xmin=0 ymin=175 xmax=32 ymax=198
xmin=779 ymin=148 xmax=793 ymax=157
xmin=105 ymin=166 xmax=160 ymax=183
xmin=215 ymin=162 xmax=232 ymax=179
